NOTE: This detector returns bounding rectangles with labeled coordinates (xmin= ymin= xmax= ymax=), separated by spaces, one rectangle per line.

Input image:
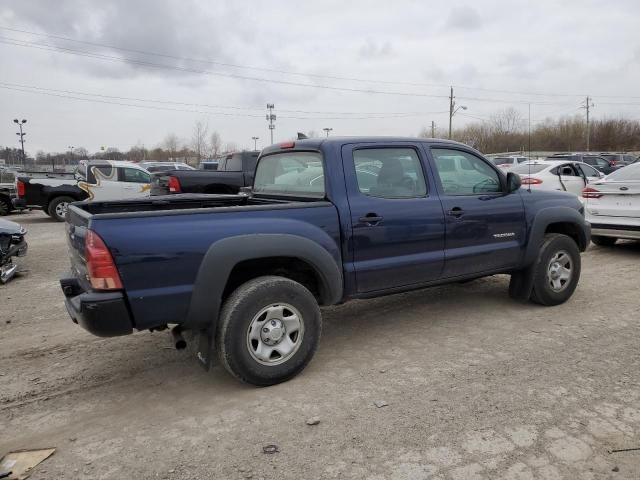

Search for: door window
xmin=577 ymin=164 xmax=600 ymax=178
xmin=120 ymin=168 xmax=151 ymax=183
xmin=431 ymin=149 xmax=501 ymax=195
xmin=353 ymin=148 xmax=427 ymax=198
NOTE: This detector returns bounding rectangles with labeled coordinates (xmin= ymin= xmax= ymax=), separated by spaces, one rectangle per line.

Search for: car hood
xmin=0 ymin=218 xmax=26 ymax=235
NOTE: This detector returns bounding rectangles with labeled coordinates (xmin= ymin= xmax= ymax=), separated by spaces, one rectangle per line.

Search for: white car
xmin=139 ymin=161 xmax=195 ymax=173
xmin=489 ymin=155 xmax=529 ymax=170
xmin=583 ymin=163 xmax=640 ymax=246
xmin=510 ymin=160 xmax=604 ymax=197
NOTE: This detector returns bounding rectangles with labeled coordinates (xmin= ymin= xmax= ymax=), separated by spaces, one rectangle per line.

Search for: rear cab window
xmin=253 ymin=152 xmax=325 ymax=197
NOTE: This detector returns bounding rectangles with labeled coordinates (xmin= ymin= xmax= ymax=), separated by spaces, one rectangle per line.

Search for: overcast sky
xmin=1 ymin=0 xmax=639 ymax=154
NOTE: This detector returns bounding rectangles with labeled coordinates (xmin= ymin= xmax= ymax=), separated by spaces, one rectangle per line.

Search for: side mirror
xmin=506 ymin=172 xmax=521 ymax=193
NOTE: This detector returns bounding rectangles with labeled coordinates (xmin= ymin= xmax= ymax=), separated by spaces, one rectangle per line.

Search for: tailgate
xmin=150 ymin=173 xmax=170 ymax=196
xmin=65 ymin=205 xmax=92 ymax=290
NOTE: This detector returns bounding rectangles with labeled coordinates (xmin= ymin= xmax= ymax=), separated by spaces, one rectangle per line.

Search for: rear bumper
xmin=12 ymin=198 xmax=26 ymax=209
xmin=591 ymin=223 xmax=640 ymax=240
xmin=60 ymin=273 xmax=133 ymax=337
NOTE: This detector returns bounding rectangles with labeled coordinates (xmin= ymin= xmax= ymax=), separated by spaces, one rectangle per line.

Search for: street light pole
xmin=323 ymin=127 xmax=333 ymax=137
xmin=13 ymin=119 xmax=27 ymax=167
xmin=252 ymin=136 xmax=259 ymax=151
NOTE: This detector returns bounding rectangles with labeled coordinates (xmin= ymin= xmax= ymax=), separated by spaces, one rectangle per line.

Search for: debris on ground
xmin=374 ymin=400 xmax=389 ymax=408
xmin=0 ymin=448 xmax=56 ymax=480
xmin=262 ymin=445 xmax=279 ymax=455
xmin=306 ymin=416 xmax=320 ymax=426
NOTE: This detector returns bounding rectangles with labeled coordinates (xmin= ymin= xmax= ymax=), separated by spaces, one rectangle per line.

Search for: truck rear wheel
xmin=530 ymin=234 xmax=581 ymax=306
xmin=216 ymin=276 xmax=322 ymax=386
xmin=0 ymin=197 xmax=11 ymax=216
xmin=47 ymin=196 xmax=74 ymax=222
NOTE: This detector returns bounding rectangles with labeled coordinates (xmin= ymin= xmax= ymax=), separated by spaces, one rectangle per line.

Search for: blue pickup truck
xmin=60 ymin=137 xmax=590 ymax=385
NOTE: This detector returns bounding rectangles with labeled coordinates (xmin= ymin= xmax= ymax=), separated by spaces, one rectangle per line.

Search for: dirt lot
xmin=1 ymin=210 xmax=639 ymax=480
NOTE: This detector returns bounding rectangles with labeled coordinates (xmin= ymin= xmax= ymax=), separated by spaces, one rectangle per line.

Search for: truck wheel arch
xmin=184 ymin=234 xmax=343 ymax=332
xmin=510 ymin=207 xmax=589 ymax=302
xmin=524 ymin=206 xmax=589 ymax=266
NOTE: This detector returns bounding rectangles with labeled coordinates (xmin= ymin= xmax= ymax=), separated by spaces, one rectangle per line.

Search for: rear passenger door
xmin=555 ymin=163 xmax=586 ymax=196
xmin=343 ymin=143 xmax=445 ymax=293
xmin=427 ymin=147 xmax=526 ymax=278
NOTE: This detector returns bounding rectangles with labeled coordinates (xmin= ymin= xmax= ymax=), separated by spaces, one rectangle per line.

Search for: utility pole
xmin=431 ymin=121 xmax=436 ymax=138
xmin=323 ymin=127 xmax=333 ymax=137
xmin=266 ymin=104 xmax=276 ymax=144
xmin=252 ymin=136 xmax=259 ymax=151
xmin=448 ymin=87 xmax=467 ymax=139
xmin=448 ymin=87 xmax=454 ymax=139
xmin=528 ymin=104 xmax=531 ymax=160
xmin=13 ymin=119 xmax=27 ymax=167
xmin=581 ymin=96 xmax=594 ymax=151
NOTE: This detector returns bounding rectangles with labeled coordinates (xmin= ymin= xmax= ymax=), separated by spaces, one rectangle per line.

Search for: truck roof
xmin=260 ymin=136 xmax=469 ymax=156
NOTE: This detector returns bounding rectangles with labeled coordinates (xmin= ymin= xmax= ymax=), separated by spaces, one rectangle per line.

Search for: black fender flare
xmin=523 ymin=207 xmax=589 ymax=265
xmin=184 ymin=233 xmax=343 ymax=333
xmin=510 ymin=206 xmax=589 ymax=301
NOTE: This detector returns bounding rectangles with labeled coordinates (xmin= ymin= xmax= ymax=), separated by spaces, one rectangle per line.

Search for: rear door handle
xmin=447 ymin=207 xmax=464 ymax=218
xmin=359 ymin=214 xmax=383 ymax=225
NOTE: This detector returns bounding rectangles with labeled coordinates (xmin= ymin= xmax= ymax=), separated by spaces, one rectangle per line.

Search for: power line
xmin=0 ymin=83 xmax=448 ymax=120
xmin=0 ymin=36 xmax=449 ymax=99
xmin=0 ymin=80 xmax=436 ymax=117
xmin=5 ymin=25 xmax=640 ymax=100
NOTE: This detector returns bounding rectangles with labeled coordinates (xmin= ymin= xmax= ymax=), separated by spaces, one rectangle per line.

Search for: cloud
xmin=446 ymin=5 xmax=482 ymax=31
xmin=2 ymin=0 xmax=234 ymax=80
xmin=358 ymin=40 xmax=394 ymax=60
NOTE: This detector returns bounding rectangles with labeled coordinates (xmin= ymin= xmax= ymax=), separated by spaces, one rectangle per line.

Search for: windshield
xmin=491 ymin=157 xmax=513 ymax=165
xmin=253 ymin=152 xmax=325 ymax=196
xmin=605 ymin=163 xmax=640 ymax=181
xmin=511 ymin=163 xmax=548 ymax=174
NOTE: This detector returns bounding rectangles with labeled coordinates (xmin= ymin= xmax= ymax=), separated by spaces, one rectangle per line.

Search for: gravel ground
xmin=1 ymin=210 xmax=639 ymax=480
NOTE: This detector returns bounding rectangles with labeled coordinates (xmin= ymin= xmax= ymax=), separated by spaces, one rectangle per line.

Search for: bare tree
xmin=418 ymin=127 xmax=430 ymax=138
xmin=191 ymin=121 xmax=209 ymax=162
xmin=490 ymin=107 xmax=524 ymax=135
xmin=223 ymin=142 xmax=238 ymax=154
xmin=209 ymin=131 xmax=222 ymax=158
xmin=163 ymin=133 xmax=180 ymax=160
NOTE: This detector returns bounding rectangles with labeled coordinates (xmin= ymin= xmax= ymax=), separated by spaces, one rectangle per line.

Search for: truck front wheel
xmin=530 ymin=233 xmax=581 ymax=306
xmin=216 ymin=276 xmax=322 ymax=386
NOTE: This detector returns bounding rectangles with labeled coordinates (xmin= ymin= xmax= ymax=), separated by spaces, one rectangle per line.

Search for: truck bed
xmin=70 ymin=193 xmax=313 ymax=217
xmin=65 ymin=192 xmax=340 ymax=331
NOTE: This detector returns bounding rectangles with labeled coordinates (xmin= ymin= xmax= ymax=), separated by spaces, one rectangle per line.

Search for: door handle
xmin=359 ymin=213 xmax=383 ymax=225
xmin=447 ymin=207 xmax=464 ymax=218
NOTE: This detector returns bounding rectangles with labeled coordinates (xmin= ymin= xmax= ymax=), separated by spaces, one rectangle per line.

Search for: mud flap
xmin=191 ymin=329 xmax=213 ymax=371
xmin=508 ymin=264 xmax=536 ymax=302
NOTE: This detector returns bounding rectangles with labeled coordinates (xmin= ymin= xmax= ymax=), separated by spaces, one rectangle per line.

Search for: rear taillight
xmin=521 ymin=177 xmax=543 ymax=185
xmin=85 ymin=230 xmax=123 ymax=290
xmin=16 ymin=180 xmax=25 ymax=198
xmin=582 ymin=187 xmax=602 ymax=199
xmin=168 ymin=176 xmax=181 ymax=193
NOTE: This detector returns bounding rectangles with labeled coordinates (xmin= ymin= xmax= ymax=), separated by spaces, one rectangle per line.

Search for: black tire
xmin=47 ymin=196 xmax=75 ymax=222
xmin=0 ymin=197 xmax=11 ymax=216
xmin=530 ymin=234 xmax=581 ymax=306
xmin=216 ymin=275 xmax=322 ymax=386
xmin=591 ymin=235 xmax=617 ymax=247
